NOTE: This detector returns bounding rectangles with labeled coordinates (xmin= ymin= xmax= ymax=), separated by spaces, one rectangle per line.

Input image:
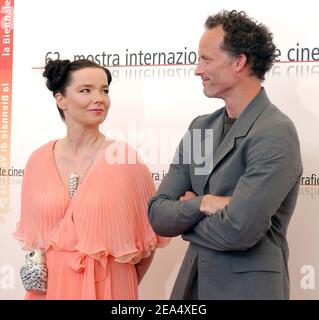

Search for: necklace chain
xmin=68 ymin=135 xmax=104 ymax=198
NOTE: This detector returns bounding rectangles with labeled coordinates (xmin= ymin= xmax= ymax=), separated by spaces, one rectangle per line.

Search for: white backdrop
xmin=0 ymin=0 xmax=318 ymax=299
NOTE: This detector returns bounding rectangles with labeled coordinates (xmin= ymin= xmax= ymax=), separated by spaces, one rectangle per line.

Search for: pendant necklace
xmin=68 ymin=136 xmax=104 ymax=198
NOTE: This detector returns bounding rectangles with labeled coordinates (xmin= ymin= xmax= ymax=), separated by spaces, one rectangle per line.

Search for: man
xmin=148 ymin=10 xmax=302 ymax=299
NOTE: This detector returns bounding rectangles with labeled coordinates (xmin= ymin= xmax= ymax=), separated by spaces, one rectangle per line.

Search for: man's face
xmin=195 ymin=26 xmax=237 ymax=100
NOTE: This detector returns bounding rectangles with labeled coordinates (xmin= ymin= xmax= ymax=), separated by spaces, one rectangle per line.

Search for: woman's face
xmin=56 ymin=67 xmax=110 ymax=127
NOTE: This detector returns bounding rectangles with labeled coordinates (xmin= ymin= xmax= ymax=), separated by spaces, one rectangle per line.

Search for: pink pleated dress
xmin=13 ymin=140 xmax=169 ymax=300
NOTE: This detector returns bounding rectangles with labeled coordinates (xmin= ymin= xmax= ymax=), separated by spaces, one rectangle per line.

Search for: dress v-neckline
xmin=50 ymin=139 xmax=105 ymax=201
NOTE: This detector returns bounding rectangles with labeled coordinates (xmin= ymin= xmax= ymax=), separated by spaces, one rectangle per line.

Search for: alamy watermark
xmin=104 ymin=123 xmax=214 ymax=175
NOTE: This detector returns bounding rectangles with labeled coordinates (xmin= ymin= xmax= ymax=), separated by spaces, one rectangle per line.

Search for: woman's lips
xmin=89 ymin=109 xmax=104 ymax=112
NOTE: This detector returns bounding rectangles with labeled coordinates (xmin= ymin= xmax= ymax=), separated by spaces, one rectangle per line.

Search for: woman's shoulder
xmin=26 ymin=140 xmax=57 ymax=165
xmin=104 ymin=139 xmax=144 ymax=166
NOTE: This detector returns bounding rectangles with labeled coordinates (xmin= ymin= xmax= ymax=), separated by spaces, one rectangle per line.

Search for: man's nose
xmin=195 ymin=61 xmax=203 ymax=76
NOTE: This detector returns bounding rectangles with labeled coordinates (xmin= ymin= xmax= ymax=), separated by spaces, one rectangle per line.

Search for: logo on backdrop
xmin=300 ymin=265 xmax=315 ymax=290
xmin=0 ymin=264 xmax=15 ymax=290
xmin=0 ymin=0 xmax=14 ymax=221
xmin=299 ymin=173 xmax=319 ymax=199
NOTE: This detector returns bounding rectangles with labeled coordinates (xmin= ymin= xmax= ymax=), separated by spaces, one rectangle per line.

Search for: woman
xmin=14 ymin=59 xmax=169 ymax=300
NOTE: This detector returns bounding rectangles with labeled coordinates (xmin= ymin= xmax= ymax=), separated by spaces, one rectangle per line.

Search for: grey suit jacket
xmin=148 ymin=89 xmax=302 ymax=300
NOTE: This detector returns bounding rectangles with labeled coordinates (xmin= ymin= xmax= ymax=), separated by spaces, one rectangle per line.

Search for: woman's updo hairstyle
xmin=43 ymin=59 xmax=112 ymax=121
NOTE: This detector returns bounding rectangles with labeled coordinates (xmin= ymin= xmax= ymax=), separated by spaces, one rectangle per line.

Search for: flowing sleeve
xmin=13 ymin=151 xmax=43 ymax=250
xmin=13 ymin=141 xmax=62 ymax=251
xmin=113 ymin=145 xmax=170 ymax=264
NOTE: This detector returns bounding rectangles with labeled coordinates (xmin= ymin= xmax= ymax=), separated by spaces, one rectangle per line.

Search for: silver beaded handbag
xmin=20 ymin=249 xmax=48 ymax=293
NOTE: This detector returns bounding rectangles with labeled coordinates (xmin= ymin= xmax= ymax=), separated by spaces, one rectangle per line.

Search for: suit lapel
xmin=202 ymin=88 xmax=270 ymax=189
xmin=195 ymin=111 xmax=224 ymax=191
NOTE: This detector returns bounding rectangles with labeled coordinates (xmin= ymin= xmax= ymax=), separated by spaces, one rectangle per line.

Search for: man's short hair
xmin=205 ymin=10 xmax=276 ymax=80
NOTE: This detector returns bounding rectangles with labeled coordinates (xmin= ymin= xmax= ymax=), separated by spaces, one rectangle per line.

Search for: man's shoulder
xmin=189 ymin=107 xmax=224 ymax=129
xmin=243 ymin=104 xmax=302 ymax=167
xmin=254 ymin=103 xmax=298 ymax=137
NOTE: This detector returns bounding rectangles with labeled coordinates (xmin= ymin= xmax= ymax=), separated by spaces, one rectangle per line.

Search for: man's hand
xmin=179 ymin=191 xmax=197 ymax=201
xmin=200 ymin=195 xmax=231 ymax=215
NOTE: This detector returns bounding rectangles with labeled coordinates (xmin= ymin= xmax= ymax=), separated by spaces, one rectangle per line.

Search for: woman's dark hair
xmin=43 ymin=59 xmax=112 ymax=121
xmin=205 ymin=10 xmax=276 ymax=80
